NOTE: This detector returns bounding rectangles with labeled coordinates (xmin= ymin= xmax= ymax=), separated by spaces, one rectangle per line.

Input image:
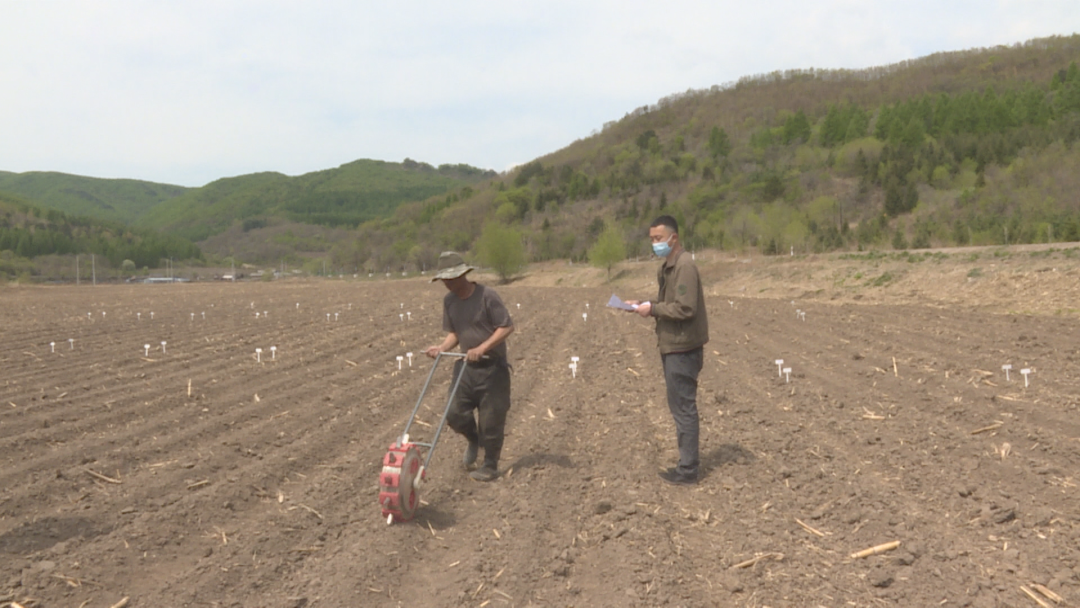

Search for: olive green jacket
xmin=651 ymin=248 xmax=709 ymax=354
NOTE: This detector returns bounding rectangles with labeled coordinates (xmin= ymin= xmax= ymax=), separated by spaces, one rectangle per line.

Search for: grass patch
xmin=967 ymin=267 xmax=983 ymax=278
xmin=838 ymin=251 xmax=887 ymax=262
xmin=868 ymin=271 xmax=894 ymax=287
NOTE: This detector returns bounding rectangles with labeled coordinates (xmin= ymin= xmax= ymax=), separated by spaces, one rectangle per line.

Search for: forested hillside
xmin=0 ymin=171 xmax=188 ymax=225
xmin=337 ymin=35 xmax=1080 ymax=274
xmin=0 ymin=158 xmax=494 ymax=279
xmin=135 ymin=159 xmax=496 ymax=242
xmin=0 ymin=192 xmax=201 ymax=280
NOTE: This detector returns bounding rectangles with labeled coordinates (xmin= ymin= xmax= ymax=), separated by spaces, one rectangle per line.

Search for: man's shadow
xmin=700 ymin=443 xmax=754 ymax=480
xmin=506 ymin=452 xmax=574 ymax=471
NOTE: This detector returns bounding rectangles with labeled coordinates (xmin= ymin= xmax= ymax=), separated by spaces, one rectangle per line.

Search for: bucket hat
xmin=430 ymin=251 xmax=475 ymax=282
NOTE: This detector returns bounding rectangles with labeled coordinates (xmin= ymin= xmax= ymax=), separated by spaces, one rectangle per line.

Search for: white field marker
xmin=335 ymin=312 xmax=339 ymax=321
xmin=255 ymin=312 xmax=260 ymax=319
xmin=796 ymin=309 xmax=801 ymax=318
xmin=775 ymin=359 xmax=784 ymax=377
xmin=783 ymin=367 xmax=792 ymax=383
xmin=251 ymin=302 xmax=255 ymax=309
xmin=255 ymin=348 xmax=263 ymax=363
xmin=1021 ymin=368 xmax=1032 ymax=387
xmin=399 ymin=313 xmax=404 ymax=322
xmin=271 ymin=346 xmax=277 ymax=360
xmin=349 ymin=303 xmax=353 ymax=310
xmin=571 ymin=356 xmax=580 ymax=364
xmin=102 ymin=311 xmax=106 ymax=318
xmin=729 ymin=301 xmax=734 ymax=308
xmin=161 ymin=341 xmax=167 ymax=354
xmin=585 ymin=303 xmax=589 ymax=309
xmin=144 ymin=344 xmax=150 ymax=356
xmin=516 ymin=303 xmax=520 ymax=309
xmin=87 ymin=312 xmax=92 ymax=319
xmin=264 ymin=311 xmax=268 ymax=318
xmin=150 ymin=312 xmax=154 ymax=320
xmin=326 ymin=313 xmax=331 ymax=322
xmin=406 ymin=352 xmax=414 ymax=367
xmin=406 ymin=311 xmax=412 ymax=321
xmin=296 ymin=303 xmax=300 ymax=310
xmin=50 ymin=341 xmax=55 ymax=353
xmin=799 ymin=311 xmax=806 ymax=321
xmin=68 ymin=338 xmax=74 ymax=350
xmin=137 ymin=312 xmax=141 ymax=320
xmin=583 ymin=312 xmax=588 ymax=322
xmin=396 ymin=355 xmax=404 ymax=370
xmin=191 ymin=313 xmax=195 ymax=321
xmin=202 ymin=312 xmax=205 ymax=319
xmin=400 ymin=303 xmax=404 ymax=309
xmin=569 ymin=362 xmax=577 ymax=378
xmin=1002 ymin=364 xmax=1012 ymax=382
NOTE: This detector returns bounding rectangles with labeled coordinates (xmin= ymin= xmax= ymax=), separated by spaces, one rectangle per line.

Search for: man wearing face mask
xmin=423 ymin=251 xmax=514 ymax=482
xmin=624 ymin=215 xmax=709 ymax=485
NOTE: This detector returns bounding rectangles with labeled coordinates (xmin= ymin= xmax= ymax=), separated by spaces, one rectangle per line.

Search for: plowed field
xmin=2 ymin=277 xmax=1079 ymax=608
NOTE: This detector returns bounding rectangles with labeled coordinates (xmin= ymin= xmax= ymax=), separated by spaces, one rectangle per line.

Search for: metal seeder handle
xmin=398 ymin=351 xmax=470 ymax=471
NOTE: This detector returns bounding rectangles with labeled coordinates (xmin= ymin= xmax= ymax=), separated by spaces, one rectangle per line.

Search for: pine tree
xmin=783 ymin=110 xmax=812 ymax=144
xmin=708 ymin=126 xmax=732 ymax=158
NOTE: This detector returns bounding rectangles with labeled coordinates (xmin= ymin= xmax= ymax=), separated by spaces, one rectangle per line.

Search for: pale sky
xmin=2 ymin=1 xmax=1079 ymax=187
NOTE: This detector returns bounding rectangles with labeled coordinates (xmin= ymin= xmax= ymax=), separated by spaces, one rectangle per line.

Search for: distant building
xmin=143 ymin=277 xmax=188 ymax=284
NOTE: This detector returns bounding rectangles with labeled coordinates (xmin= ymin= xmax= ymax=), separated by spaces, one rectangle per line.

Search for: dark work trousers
xmin=661 ymin=347 xmax=703 ymax=477
xmin=446 ymin=359 xmax=512 ymax=467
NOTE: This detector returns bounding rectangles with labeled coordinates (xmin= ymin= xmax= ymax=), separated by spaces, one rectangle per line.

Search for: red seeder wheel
xmin=378 ymin=442 xmax=423 ymax=523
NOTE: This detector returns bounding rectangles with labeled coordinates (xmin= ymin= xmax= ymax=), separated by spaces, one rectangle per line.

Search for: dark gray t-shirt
xmin=442 ymin=283 xmax=513 ymax=359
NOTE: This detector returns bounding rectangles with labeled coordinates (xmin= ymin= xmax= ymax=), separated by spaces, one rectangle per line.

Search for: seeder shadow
xmin=417 ymin=506 xmax=458 ymax=531
xmin=506 ymin=452 xmax=574 ymax=471
xmin=0 ymin=515 xmax=111 ymax=555
xmin=700 ymin=443 xmax=755 ymax=479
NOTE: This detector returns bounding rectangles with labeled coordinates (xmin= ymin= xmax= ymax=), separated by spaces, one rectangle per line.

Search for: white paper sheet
xmin=606 ymin=293 xmax=643 ymax=311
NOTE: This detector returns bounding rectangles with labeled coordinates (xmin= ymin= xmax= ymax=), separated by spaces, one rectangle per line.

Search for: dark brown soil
xmin=2 ymin=277 xmax=1079 ymax=607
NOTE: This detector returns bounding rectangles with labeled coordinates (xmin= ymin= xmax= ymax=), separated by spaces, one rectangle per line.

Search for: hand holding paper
xmin=607 ymin=294 xmax=642 ymax=311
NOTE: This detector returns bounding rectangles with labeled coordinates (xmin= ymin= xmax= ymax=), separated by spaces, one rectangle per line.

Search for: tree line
xmin=0 ymin=195 xmax=202 ymax=276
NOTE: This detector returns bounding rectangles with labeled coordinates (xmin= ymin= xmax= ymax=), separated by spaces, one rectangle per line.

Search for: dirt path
xmin=2 ymin=279 xmax=1079 ymax=607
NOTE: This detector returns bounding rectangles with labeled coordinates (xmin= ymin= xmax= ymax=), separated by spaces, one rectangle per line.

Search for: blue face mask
xmin=652 ymin=235 xmax=673 ymax=257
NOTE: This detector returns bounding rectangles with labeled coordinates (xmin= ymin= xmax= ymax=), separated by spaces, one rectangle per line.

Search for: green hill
xmin=0 ymin=171 xmax=188 ymax=225
xmin=0 ymin=192 xmax=202 ymax=280
xmin=135 ymin=159 xmax=497 ymax=242
xmin=335 ymin=34 xmax=1080 ymax=274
